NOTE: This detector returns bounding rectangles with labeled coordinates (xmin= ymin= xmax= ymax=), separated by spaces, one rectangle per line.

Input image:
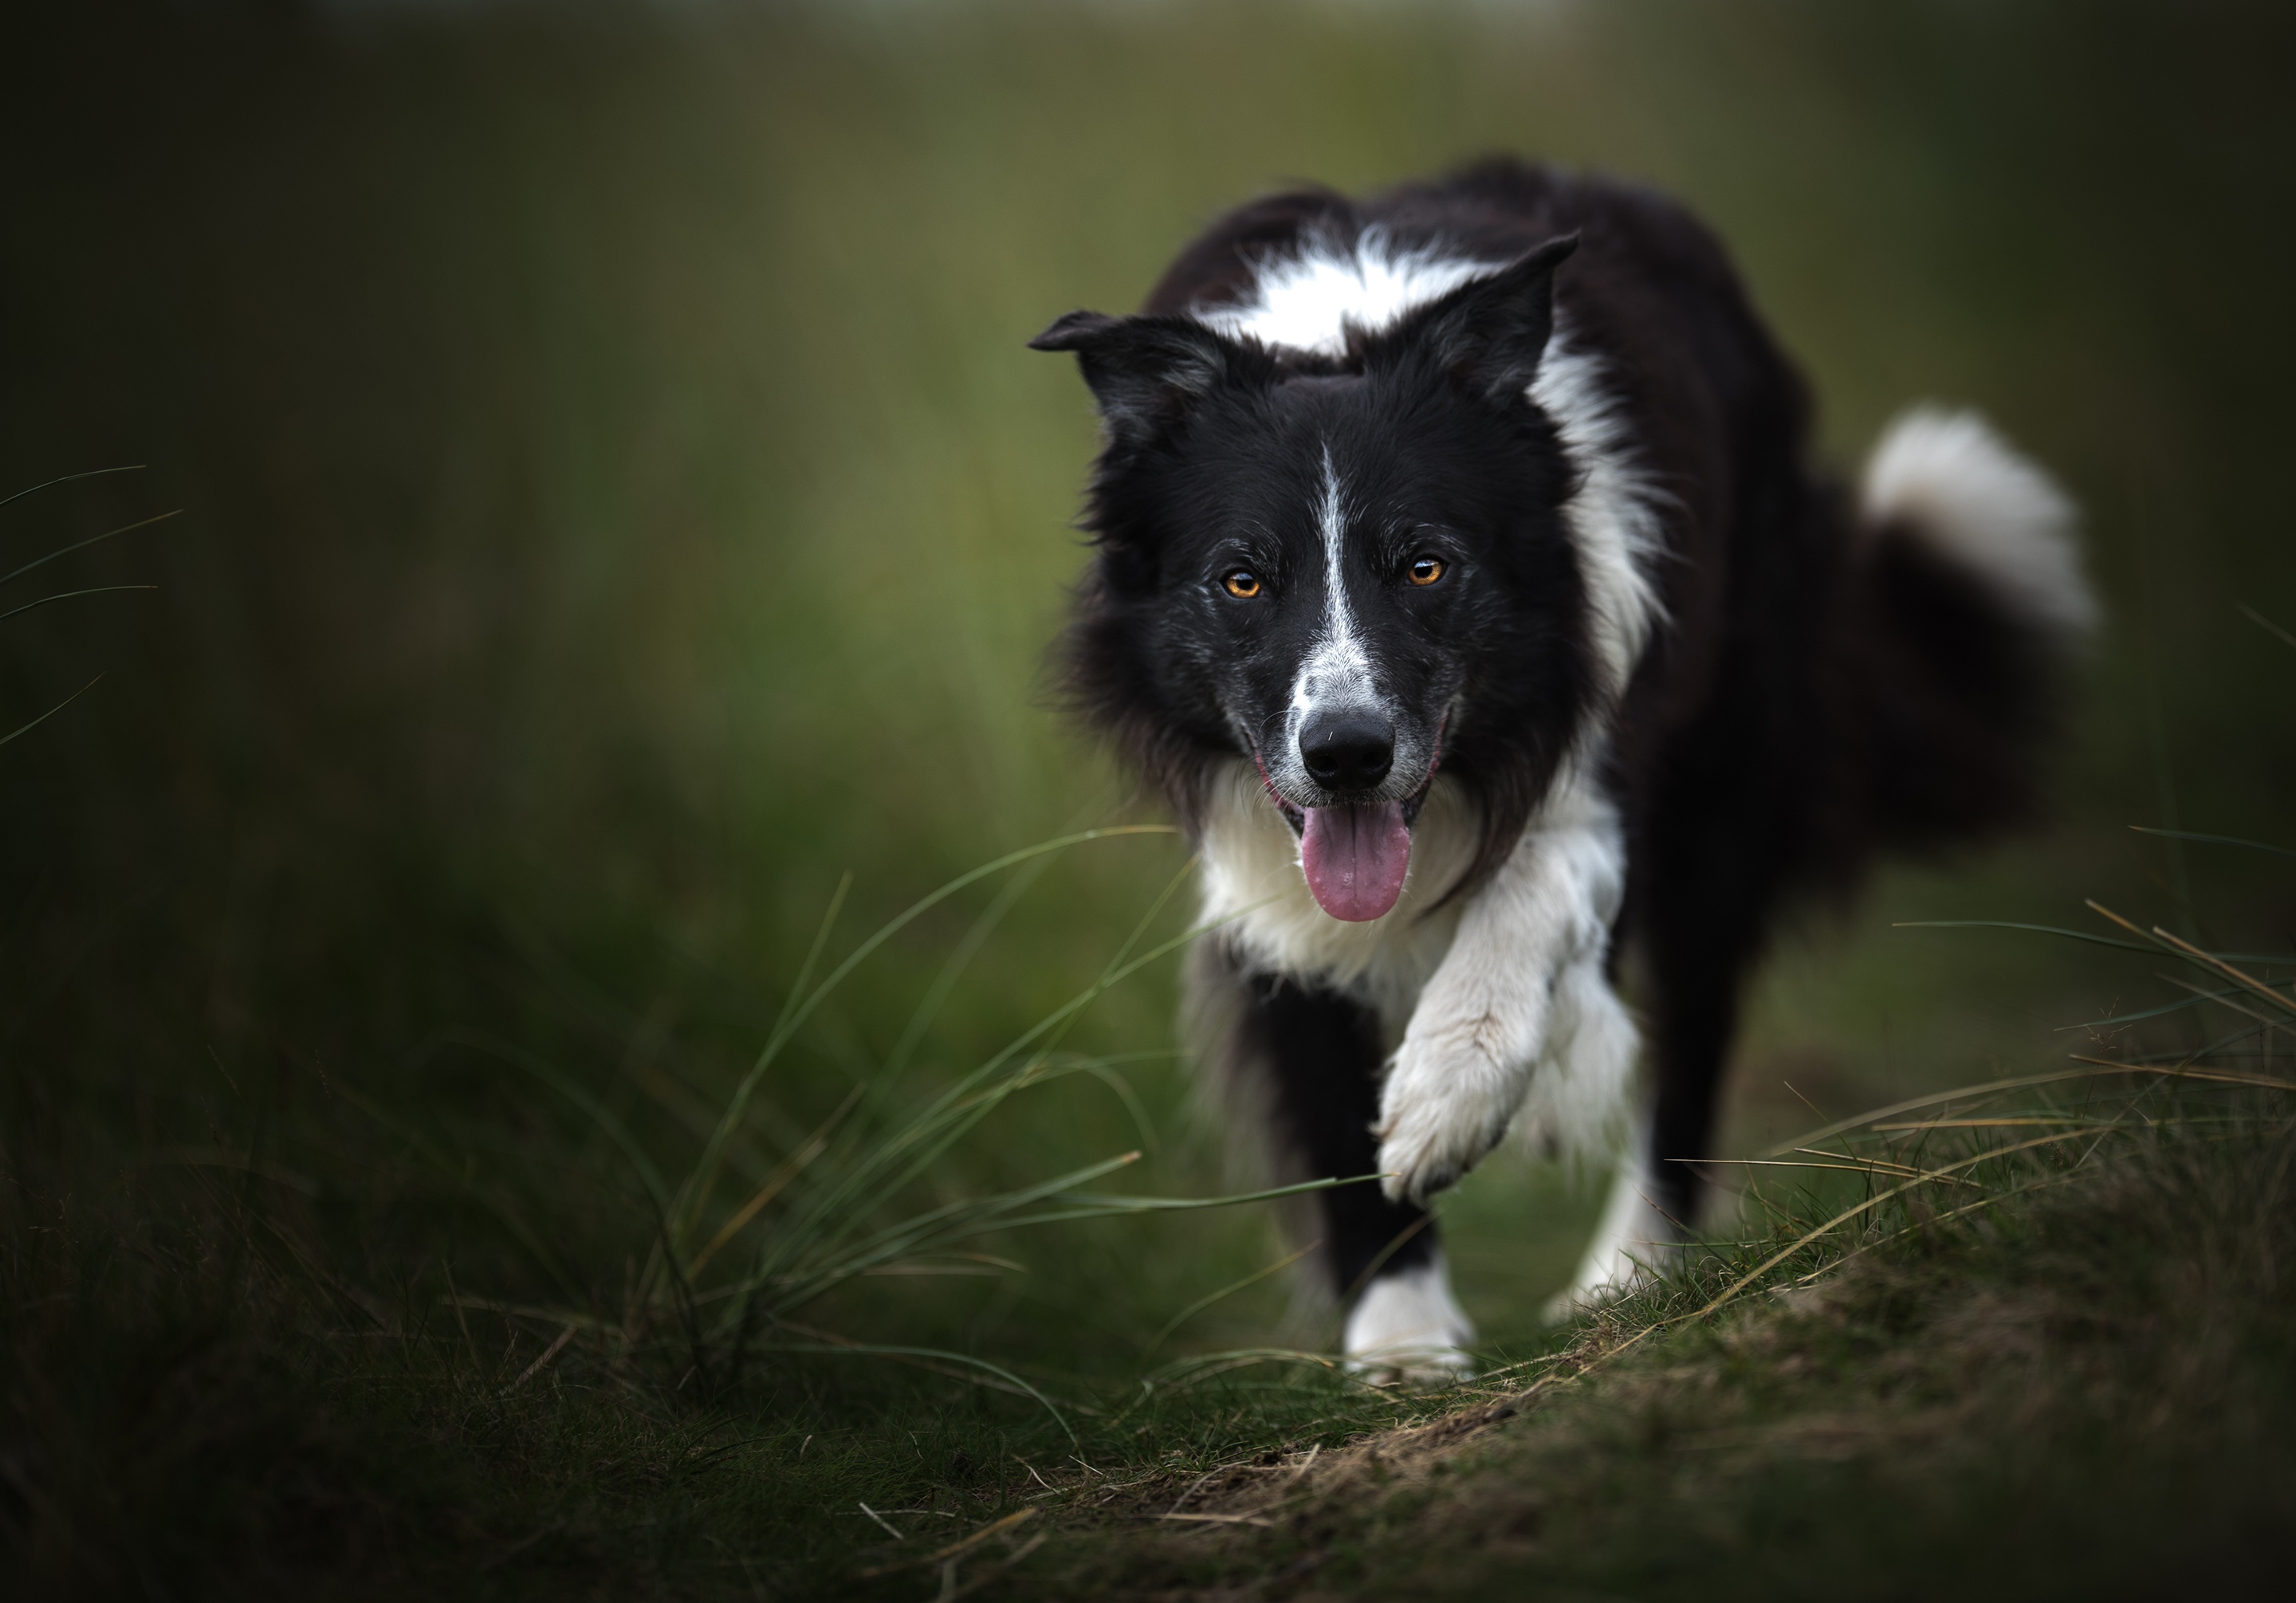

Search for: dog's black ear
xmin=1029 ymin=310 xmax=1240 ymax=446
xmin=1386 ymin=233 xmax=1578 ymax=406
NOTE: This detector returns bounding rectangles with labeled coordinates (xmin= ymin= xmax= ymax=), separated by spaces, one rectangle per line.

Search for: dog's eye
xmin=1222 ymin=569 xmax=1263 ymax=599
xmin=1407 ymin=556 xmax=1448 ymax=587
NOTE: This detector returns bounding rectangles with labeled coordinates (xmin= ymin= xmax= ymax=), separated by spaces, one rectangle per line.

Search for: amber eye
xmin=1222 ymin=569 xmax=1263 ymax=599
xmin=1408 ymin=555 xmax=1448 ymax=587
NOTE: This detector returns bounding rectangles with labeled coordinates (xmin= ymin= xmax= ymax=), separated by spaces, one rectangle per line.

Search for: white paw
xmin=1343 ymin=1257 xmax=1475 ymax=1385
xmin=1375 ymin=1023 xmax=1524 ymax=1204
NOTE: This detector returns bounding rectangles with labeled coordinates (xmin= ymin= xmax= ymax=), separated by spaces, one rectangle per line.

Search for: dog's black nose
xmin=1299 ymin=708 xmax=1395 ymax=792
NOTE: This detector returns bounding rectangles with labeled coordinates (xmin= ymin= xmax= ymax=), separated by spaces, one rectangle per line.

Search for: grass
xmin=16 ymin=903 xmax=2296 ymax=1597
xmin=1039 ymin=1084 xmax=2296 ymax=1600
xmin=991 ymin=929 xmax=2296 ymax=1597
xmin=6 ymin=0 xmax=2296 ymax=1595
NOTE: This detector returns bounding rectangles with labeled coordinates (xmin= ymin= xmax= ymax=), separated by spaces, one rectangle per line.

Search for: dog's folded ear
xmin=1029 ymin=311 xmax=1246 ymax=448
xmin=1382 ymin=232 xmax=1579 ymax=407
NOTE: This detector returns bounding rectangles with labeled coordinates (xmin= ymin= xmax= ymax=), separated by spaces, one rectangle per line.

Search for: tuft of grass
xmin=407 ymin=830 xmax=1370 ymax=1440
xmin=0 ymin=470 xmax=168 ymax=743
xmin=1012 ymin=1078 xmax=2296 ymax=1600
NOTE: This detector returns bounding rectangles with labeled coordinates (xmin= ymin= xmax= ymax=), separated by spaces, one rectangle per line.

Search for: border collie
xmin=1032 ymin=159 xmax=2091 ymax=1380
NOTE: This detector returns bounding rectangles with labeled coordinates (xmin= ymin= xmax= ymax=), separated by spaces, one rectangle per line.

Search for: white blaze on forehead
xmin=1196 ymin=228 xmax=1665 ymax=700
xmin=1290 ymin=448 xmax=1378 ymax=721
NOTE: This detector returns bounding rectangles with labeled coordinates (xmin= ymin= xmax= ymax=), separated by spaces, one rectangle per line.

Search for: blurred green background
xmin=5 ymin=0 xmax=2295 ymax=1361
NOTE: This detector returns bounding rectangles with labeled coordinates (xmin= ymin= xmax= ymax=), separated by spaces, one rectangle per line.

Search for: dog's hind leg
xmin=1219 ymin=965 xmax=1473 ymax=1381
xmin=1558 ymin=772 xmax=1779 ymax=1310
xmin=1550 ymin=1120 xmax=1677 ymax=1317
xmin=1551 ymin=925 xmax=1743 ymax=1313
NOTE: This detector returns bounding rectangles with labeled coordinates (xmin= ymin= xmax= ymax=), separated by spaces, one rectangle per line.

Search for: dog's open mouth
xmin=1252 ymin=739 xmax=1438 ymax=924
xmin=1298 ymin=800 xmax=1413 ymax=921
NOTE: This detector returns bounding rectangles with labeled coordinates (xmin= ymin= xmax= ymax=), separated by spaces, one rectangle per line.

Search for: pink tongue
xmin=1299 ymin=801 xmax=1413 ymax=922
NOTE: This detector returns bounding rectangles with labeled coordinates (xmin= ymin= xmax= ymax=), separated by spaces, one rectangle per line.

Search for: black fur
xmin=1036 ymin=159 xmax=2075 ymax=1308
xmin=1233 ymin=965 xmax=1438 ymax=1295
xmin=1032 ymin=237 xmax=1596 ymax=890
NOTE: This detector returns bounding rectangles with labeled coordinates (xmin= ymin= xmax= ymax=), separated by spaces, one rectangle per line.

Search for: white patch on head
xmin=1545 ymin=1136 xmax=1685 ymax=1322
xmin=1196 ymin=229 xmax=1665 ymax=700
xmin=1860 ymin=405 xmax=2095 ymax=635
xmin=1197 ymin=760 xmax=1477 ymax=1025
xmin=1307 ymin=448 xmax=1365 ymax=693
xmin=1273 ymin=449 xmax=1382 ymax=795
xmin=1342 ymin=1251 xmax=1475 ymax=1381
xmin=1197 ymin=226 xmax=1488 ymax=358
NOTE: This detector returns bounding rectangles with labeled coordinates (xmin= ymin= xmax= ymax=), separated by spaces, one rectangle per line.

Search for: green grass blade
xmin=309 ymin=1071 xmax=588 ymax=1304
xmin=750 ymin=1150 xmax=1151 ymax=1316
xmin=674 ymin=872 xmax=850 ymax=1247
xmin=1076 ymin=1062 xmax=1160 ymax=1156
xmin=1138 ymin=1348 xmax=1353 ymax=1388
xmin=682 ymin=827 xmax=1176 ymax=1255
xmin=1894 ymin=919 xmax=2157 ymax=953
xmin=883 ymin=846 xmax=1053 ymax=1077
xmin=0 ymin=464 xmax=144 ymax=511
xmin=0 ymin=508 xmax=180 ymax=588
xmin=0 ymin=674 xmax=101 ymax=748
xmin=757 ymin=921 xmax=1183 ymax=1271
xmin=2129 ymin=825 xmax=2296 ymax=861
xmin=0 ymin=583 xmax=158 ymax=623
xmin=1760 ymin=1064 xmax=2184 ymax=1157
xmin=789 ymin=1149 xmax=1145 ymax=1272
xmin=1031 ymin=1173 xmax=1358 ymax=1215
xmin=439 ymin=1027 xmax=677 ymax=1224
xmin=1897 ymin=919 xmax=2296 ymax=965
xmin=735 ymin=1051 xmax=1186 ymax=1304
xmin=752 ymin=1342 xmax=1076 ymax=1444
xmin=1142 ymin=1243 xmax=1317 ymax=1361
xmin=2239 ymin=603 xmax=2296 ymax=652
xmin=2054 ymin=983 xmax=2247 ymax=1029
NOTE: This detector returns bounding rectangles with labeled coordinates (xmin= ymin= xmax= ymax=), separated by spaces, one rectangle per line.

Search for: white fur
xmin=1547 ymin=1137 xmax=1683 ymax=1319
xmin=1522 ymin=955 xmax=1641 ymax=1155
xmin=1197 ymin=761 xmax=1477 ymax=1026
xmin=1861 ymin=406 xmax=2094 ymax=635
xmin=1528 ymin=341 xmax=1669 ymax=693
xmin=1307 ymin=449 xmax=1364 ymax=697
xmin=1197 ymin=756 xmax=1640 ymax=1199
xmin=1195 ymin=227 xmax=1486 ymax=359
xmin=1341 ymin=1251 xmax=1475 ymax=1381
xmin=1194 ymin=227 xmax=1667 ymax=698
xmin=1373 ymin=758 xmax=1637 ymax=1204
xmin=1272 ymin=449 xmax=1383 ymax=799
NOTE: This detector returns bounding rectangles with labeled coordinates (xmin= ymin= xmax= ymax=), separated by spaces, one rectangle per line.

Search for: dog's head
xmin=1036 ymin=236 xmax=1598 ymax=921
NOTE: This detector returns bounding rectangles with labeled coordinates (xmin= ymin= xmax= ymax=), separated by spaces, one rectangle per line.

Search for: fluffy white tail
xmin=1861 ymin=406 xmax=2094 ymax=636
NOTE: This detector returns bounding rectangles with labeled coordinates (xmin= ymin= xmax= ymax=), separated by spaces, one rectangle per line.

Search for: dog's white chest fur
xmin=1197 ymin=761 xmax=1478 ymax=1033
xmin=1197 ymin=756 xmax=1640 ymax=1177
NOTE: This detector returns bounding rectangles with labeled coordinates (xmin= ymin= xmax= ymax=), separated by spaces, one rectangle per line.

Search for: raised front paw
xmin=1374 ymin=1025 xmax=1524 ymax=1204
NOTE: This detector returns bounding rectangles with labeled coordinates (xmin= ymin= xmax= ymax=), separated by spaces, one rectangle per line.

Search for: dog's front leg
xmin=1375 ymin=775 xmax=1630 ymax=1204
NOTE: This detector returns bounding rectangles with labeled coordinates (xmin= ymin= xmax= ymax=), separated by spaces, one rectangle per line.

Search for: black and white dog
xmin=1032 ymin=159 xmax=2090 ymax=1378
